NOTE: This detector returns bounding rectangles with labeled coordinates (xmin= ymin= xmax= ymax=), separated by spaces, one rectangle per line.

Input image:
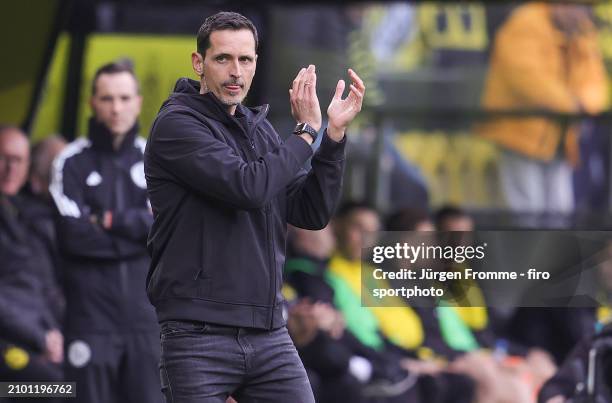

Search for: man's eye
xmin=216 ymin=56 xmax=227 ymax=62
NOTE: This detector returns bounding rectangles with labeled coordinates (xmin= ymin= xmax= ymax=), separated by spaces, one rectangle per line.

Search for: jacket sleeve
xmin=148 ymin=110 xmax=314 ymax=209
xmin=492 ymin=11 xmax=577 ymax=112
xmin=109 ymin=208 xmax=153 ymax=242
xmin=50 ymin=154 xmax=147 ymax=260
xmin=297 ymin=331 xmax=351 ymax=377
xmin=286 ymin=131 xmax=346 ymax=230
xmin=0 ymin=293 xmax=46 ymax=352
xmin=538 ymin=336 xmax=590 ymax=403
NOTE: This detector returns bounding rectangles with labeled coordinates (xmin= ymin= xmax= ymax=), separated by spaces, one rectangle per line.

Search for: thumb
xmin=333 ymin=79 xmax=345 ymax=101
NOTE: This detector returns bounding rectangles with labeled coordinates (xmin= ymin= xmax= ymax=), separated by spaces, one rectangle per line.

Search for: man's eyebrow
xmin=211 ymin=52 xmax=254 ymax=59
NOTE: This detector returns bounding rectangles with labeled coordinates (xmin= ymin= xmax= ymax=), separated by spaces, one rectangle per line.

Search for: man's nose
xmin=111 ymin=99 xmax=122 ymax=114
xmin=229 ymin=60 xmax=242 ymax=78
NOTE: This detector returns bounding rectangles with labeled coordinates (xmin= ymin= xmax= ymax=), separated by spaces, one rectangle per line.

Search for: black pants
xmin=64 ymin=331 xmax=162 ymax=403
xmin=159 ymin=321 xmax=315 ymax=403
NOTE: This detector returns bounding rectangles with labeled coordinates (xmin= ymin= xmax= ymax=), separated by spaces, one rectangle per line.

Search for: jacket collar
xmin=165 ymin=78 xmax=269 ymax=136
xmin=88 ymin=117 xmax=139 ymax=154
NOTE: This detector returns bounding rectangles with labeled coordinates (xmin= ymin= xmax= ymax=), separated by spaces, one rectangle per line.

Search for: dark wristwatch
xmin=293 ymin=122 xmax=318 ymax=143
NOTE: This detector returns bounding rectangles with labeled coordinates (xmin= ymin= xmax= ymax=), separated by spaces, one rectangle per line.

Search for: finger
xmin=306 ymin=75 xmax=318 ymax=107
xmin=333 ymin=79 xmax=345 ymax=101
xmin=292 ymin=67 xmax=306 ymax=95
xmin=293 ymin=67 xmax=306 ymax=87
xmin=308 ymin=66 xmax=317 ymax=100
xmin=295 ymin=68 xmax=308 ymax=100
xmin=346 ymin=85 xmax=363 ymax=111
xmin=348 ymin=68 xmax=365 ymax=91
xmin=348 ymin=72 xmax=365 ymax=105
xmin=349 ymin=83 xmax=364 ymax=100
xmin=299 ymin=65 xmax=315 ymax=101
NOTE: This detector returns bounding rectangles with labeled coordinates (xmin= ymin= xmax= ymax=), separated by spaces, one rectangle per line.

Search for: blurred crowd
xmin=2 ymin=2 xmax=612 ymax=403
xmin=0 ymin=59 xmax=160 ymax=403
xmin=2 ymin=115 xmax=612 ymax=402
xmin=283 ymin=204 xmax=612 ymax=403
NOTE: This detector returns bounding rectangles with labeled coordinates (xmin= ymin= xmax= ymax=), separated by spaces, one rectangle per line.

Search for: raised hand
xmin=289 ymin=64 xmax=322 ymax=133
xmin=327 ymin=69 xmax=365 ymax=141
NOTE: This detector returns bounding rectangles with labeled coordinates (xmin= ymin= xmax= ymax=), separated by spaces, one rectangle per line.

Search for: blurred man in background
xmin=478 ymin=3 xmax=608 ymax=214
xmin=17 ymin=136 xmax=68 ymax=307
xmin=0 ymin=126 xmax=64 ymax=401
xmin=50 ymin=60 xmax=161 ymax=403
xmin=29 ymin=136 xmax=66 ymax=200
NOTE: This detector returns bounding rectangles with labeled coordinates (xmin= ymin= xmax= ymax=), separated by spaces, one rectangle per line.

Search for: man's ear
xmin=191 ymin=51 xmax=204 ymax=77
xmin=135 ymin=94 xmax=143 ymax=115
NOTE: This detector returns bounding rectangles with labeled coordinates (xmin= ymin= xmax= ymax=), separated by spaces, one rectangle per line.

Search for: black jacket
xmin=539 ymin=323 xmax=612 ymax=403
xmin=144 ymin=78 xmax=345 ymax=329
xmin=50 ymin=119 xmax=157 ymax=333
xmin=0 ymin=195 xmax=62 ymax=351
xmin=507 ymin=307 xmax=597 ymax=364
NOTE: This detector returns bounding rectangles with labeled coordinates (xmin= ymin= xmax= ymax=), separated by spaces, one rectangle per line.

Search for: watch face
xmin=294 ymin=123 xmax=306 ymax=133
xmin=294 ymin=123 xmax=317 ymax=140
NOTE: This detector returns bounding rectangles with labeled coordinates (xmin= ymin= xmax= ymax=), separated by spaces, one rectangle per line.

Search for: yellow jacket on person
xmin=477 ymin=3 xmax=608 ymax=165
xmin=328 ymin=253 xmax=425 ymax=350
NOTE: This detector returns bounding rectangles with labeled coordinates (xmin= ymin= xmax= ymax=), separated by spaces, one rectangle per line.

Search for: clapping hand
xmin=289 ymin=64 xmax=322 ymax=137
xmin=326 ymin=69 xmax=365 ymax=141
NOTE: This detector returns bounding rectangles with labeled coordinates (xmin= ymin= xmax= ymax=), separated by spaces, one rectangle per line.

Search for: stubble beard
xmin=219 ymin=96 xmax=242 ymax=107
xmin=201 ymin=74 xmax=245 ymax=107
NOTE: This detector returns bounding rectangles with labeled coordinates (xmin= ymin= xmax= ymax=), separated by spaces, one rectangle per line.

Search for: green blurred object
xmin=0 ymin=0 xmax=64 ymax=130
xmin=30 ymin=34 xmax=70 ymax=143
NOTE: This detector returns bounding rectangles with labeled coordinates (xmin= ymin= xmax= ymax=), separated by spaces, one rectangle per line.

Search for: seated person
xmin=539 ymin=323 xmax=612 ymax=403
xmin=381 ymin=204 xmax=557 ymax=403
xmin=0 ymin=127 xmax=64 ymax=395
xmin=286 ymin=202 xmax=476 ymax=403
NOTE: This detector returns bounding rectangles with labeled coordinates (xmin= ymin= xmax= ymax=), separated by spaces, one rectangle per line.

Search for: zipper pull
xmin=249 ymin=138 xmax=255 ymax=150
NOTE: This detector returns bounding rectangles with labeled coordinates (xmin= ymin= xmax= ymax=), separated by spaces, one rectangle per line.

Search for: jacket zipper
xmin=113 ymin=157 xmax=129 ymax=297
xmin=231 ymin=112 xmax=275 ymax=327
xmin=265 ymin=204 xmax=276 ymax=329
xmin=271 ymin=219 xmax=278 ymax=328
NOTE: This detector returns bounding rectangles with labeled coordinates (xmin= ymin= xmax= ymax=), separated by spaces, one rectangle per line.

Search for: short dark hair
xmin=197 ymin=11 xmax=258 ymax=56
xmin=386 ymin=208 xmax=431 ymax=231
xmin=91 ymin=58 xmax=139 ymax=96
xmin=335 ymin=200 xmax=377 ymax=220
xmin=434 ymin=205 xmax=469 ymax=230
